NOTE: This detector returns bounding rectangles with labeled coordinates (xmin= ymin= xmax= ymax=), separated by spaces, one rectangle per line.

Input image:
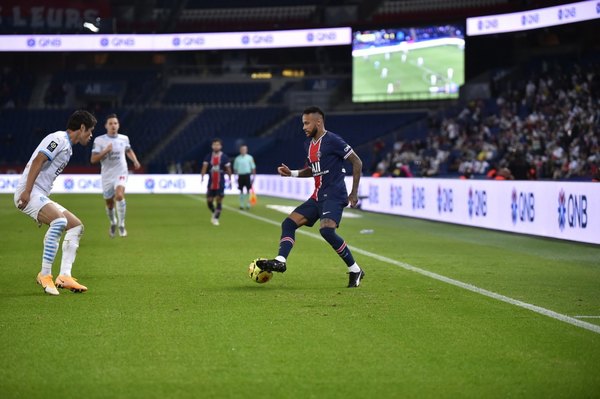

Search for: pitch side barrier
xmin=0 ymin=174 xmax=597 ymax=244
xmin=252 ymin=175 xmax=599 ymax=245
xmin=351 ymin=37 xmax=465 ymax=58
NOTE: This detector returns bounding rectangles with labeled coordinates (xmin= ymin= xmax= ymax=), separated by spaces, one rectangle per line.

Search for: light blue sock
xmin=41 ymin=217 xmax=67 ymax=275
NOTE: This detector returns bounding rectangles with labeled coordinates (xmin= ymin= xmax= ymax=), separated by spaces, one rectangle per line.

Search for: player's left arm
xmin=346 ymin=152 xmax=363 ymax=208
xmin=126 ymin=148 xmax=141 ymax=170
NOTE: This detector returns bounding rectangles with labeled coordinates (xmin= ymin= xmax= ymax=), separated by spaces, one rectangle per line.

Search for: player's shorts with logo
xmin=293 ymin=197 xmax=347 ymax=227
xmin=14 ymin=188 xmax=67 ymax=222
xmin=102 ymin=174 xmax=128 ymax=199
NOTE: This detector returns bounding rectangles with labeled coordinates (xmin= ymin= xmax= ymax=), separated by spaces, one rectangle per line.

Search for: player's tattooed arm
xmin=347 ymin=152 xmax=363 ymax=208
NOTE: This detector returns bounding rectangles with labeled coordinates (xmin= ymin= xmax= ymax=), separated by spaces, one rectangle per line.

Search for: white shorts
xmin=102 ymin=174 xmax=128 ymax=199
xmin=14 ymin=188 xmax=67 ymax=222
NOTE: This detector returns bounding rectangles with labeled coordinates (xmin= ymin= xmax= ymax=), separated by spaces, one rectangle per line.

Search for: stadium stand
xmin=372 ymin=59 xmax=599 ymax=180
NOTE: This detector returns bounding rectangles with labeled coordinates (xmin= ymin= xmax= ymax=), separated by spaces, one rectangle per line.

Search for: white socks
xmin=41 ymin=217 xmax=67 ymax=276
xmin=59 ymin=224 xmax=84 ymax=277
xmin=275 ymin=256 xmax=286 ymax=263
xmin=348 ymin=263 xmax=361 ymax=273
xmin=106 ymin=207 xmax=117 ymax=226
xmin=116 ymin=200 xmax=126 ymax=227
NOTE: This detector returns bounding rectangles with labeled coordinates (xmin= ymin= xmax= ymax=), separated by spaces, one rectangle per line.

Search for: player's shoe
xmin=36 ymin=273 xmax=59 ymax=296
xmin=256 ymin=259 xmax=287 ymax=273
xmin=211 ymin=217 xmax=220 ymax=226
xmin=55 ymin=275 xmax=88 ymax=293
xmin=347 ymin=269 xmax=365 ymax=288
xmin=109 ymin=224 xmax=116 ymax=238
xmin=118 ymin=225 xmax=127 ymax=237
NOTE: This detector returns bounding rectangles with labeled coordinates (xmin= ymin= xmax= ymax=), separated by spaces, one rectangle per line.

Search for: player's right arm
xmin=200 ymin=161 xmax=208 ymax=182
xmin=90 ymin=143 xmax=112 ymax=164
xmin=277 ymin=163 xmax=312 ymax=177
xmin=18 ymin=152 xmax=47 ymax=209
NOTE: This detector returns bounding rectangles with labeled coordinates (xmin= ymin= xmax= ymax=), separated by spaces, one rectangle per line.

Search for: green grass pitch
xmin=353 ymin=45 xmax=465 ymax=102
xmin=1 ymin=193 xmax=599 ymax=398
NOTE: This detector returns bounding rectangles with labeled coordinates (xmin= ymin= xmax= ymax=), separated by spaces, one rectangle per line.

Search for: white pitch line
xmin=187 ymin=195 xmax=600 ymax=335
xmin=574 ymin=316 xmax=600 ymax=319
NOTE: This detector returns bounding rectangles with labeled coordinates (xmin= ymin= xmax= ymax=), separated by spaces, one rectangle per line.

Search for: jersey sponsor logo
xmin=47 ymin=141 xmax=58 ymax=152
xmin=55 ymin=162 xmax=67 ymax=176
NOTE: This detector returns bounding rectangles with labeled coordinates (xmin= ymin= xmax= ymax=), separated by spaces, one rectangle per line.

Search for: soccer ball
xmin=248 ymin=258 xmax=273 ymax=284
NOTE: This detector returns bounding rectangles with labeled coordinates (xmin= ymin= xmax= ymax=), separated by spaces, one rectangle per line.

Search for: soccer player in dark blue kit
xmin=257 ymin=106 xmax=365 ymax=287
xmin=200 ymin=138 xmax=233 ymax=226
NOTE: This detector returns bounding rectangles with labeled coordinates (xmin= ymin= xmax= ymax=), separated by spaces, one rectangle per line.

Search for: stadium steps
xmin=28 ymin=74 xmax=52 ymax=108
xmin=259 ymin=112 xmax=296 ymax=138
xmin=141 ymin=108 xmax=201 ymax=165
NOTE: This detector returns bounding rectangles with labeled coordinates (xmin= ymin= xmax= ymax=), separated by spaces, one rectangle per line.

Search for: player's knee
xmin=51 ymin=217 xmax=68 ymax=231
xmin=282 ymin=217 xmax=298 ymax=231
xmin=319 ymin=226 xmax=337 ymax=241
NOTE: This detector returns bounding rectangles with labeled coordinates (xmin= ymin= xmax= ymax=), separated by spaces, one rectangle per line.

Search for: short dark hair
xmin=105 ymin=113 xmax=118 ymax=122
xmin=303 ymin=106 xmax=325 ymax=121
xmin=212 ymin=138 xmax=222 ymax=144
xmin=67 ymin=110 xmax=97 ymax=131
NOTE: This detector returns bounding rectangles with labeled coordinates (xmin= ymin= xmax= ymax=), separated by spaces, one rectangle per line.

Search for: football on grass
xmin=248 ymin=258 xmax=273 ymax=284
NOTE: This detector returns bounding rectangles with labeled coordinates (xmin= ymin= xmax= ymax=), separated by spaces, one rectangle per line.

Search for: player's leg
xmin=213 ymin=194 xmax=224 ymax=225
xmin=35 ymin=202 xmax=68 ymax=295
xmin=115 ymin=185 xmax=127 ymax=237
xmin=243 ymin=179 xmax=252 ymax=209
xmin=238 ymin=175 xmax=246 ymax=209
xmin=257 ymin=199 xmax=317 ymax=273
xmin=206 ymin=193 xmax=216 ymax=214
xmin=103 ymin=179 xmax=117 ymax=237
xmin=318 ymin=201 xmax=364 ymax=288
xmin=54 ymin=209 xmax=87 ymax=292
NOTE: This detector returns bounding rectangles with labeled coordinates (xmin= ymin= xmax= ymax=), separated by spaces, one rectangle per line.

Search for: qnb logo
xmin=0 ymin=178 xmax=19 ymax=190
xmin=411 ymin=185 xmax=425 ymax=210
xmin=145 ymin=178 xmax=155 ymax=190
xmin=77 ymin=178 xmax=102 ymax=189
xmin=390 ymin=185 xmax=402 ymax=208
xmin=558 ymin=189 xmax=587 ymax=231
xmin=177 ymin=36 xmax=205 ymax=46
xmin=243 ymin=34 xmax=274 ymax=45
xmin=63 ymin=178 xmax=75 ymax=190
xmin=101 ymin=37 xmax=135 ymax=47
xmin=511 ymin=189 xmax=534 ymax=224
xmin=437 ymin=186 xmax=453 ymax=214
xmin=369 ymin=184 xmax=379 ymax=205
xmin=172 ymin=37 xmax=181 ymax=46
xmin=27 ymin=38 xmax=61 ymax=48
xmin=468 ymin=187 xmax=487 ymax=218
xmin=159 ymin=178 xmax=186 ymax=189
xmin=308 ymin=31 xmax=337 ymax=42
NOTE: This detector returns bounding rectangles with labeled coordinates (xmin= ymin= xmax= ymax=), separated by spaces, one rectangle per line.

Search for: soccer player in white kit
xmin=90 ymin=114 xmax=140 ymax=238
xmin=14 ymin=110 xmax=96 ymax=296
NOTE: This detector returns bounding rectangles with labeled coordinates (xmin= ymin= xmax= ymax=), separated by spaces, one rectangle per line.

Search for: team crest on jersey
xmin=47 ymin=141 xmax=58 ymax=152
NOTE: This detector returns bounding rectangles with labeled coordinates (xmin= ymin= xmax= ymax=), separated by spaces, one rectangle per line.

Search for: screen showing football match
xmin=352 ymin=24 xmax=465 ymax=102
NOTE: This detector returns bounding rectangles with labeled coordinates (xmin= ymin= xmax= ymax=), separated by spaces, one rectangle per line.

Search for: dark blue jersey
xmin=304 ymin=131 xmax=353 ymax=202
xmin=204 ymin=152 xmax=230 ymax=190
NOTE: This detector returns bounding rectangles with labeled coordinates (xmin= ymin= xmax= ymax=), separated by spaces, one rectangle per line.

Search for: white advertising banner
xmin=2 ymin=174 xmax=597 ymax=244
xmin=0 ymin=174 xmax=238 ymax=195
xmin=254 ymin=175 xmax=600 ymax=245
xmin=0 ymin=27 xmax=351 ymax=52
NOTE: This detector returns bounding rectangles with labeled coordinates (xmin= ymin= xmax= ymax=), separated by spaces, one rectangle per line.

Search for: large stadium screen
xmin=352 ymin=25 xmax=465 ymax=102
